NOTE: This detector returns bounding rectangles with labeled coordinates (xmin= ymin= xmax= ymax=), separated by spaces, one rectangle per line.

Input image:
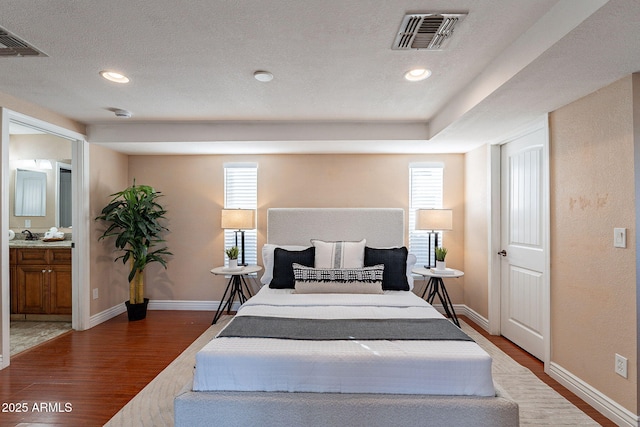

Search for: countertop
xmin=9 ymin=239 xmax=72 ymax=248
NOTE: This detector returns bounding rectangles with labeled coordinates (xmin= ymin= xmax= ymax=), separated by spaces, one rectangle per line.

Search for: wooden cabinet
xmin=10 ymin=248 xmax=17 ymax=314
xmin=11 ymin=247 xmax=72 ymax=316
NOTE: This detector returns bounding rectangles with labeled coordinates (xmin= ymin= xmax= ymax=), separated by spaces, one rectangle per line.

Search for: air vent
xmin=0 ymin=27 xmax=47 ymax=57
xmin=393 ymin=13 xmax=466 ymax=50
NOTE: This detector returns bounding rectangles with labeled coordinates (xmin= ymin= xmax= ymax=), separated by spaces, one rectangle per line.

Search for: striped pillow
xmin=311 ymin=239 xmax=366 ymax=268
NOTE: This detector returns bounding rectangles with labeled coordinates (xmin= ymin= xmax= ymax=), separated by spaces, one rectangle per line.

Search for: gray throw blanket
xmin=218 ymin=316 xmax=473 ymax=341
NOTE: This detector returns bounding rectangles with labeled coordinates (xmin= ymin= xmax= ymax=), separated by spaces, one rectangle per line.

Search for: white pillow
xmin=260 ymin=244 xmax=309 ymax=285
xmin=311 ymin=239 xmax=366 ymax=268
xmin=406 ymin=253 xmax=417 ymax=291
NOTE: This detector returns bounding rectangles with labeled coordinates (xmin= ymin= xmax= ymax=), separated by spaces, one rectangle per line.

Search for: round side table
xmin=412 ymin=267 xmax=464 ymax=327
xmin=210 ymin=265 xmax=262 ymax=324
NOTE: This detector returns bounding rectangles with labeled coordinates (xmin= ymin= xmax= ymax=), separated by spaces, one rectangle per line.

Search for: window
xmin=409 ymin=163 xmax=444 ymax=267
xmin=224 ymin=163 xmax=258 ymax=266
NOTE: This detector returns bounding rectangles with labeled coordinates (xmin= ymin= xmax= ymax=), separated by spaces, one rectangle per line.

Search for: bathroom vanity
xmin=9 ymin=242 xmax=72 ymax=321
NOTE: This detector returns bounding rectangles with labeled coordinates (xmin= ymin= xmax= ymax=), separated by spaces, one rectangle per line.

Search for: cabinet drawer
xmin=15 ymin=248 xmax=71 ymax=265
xmin=16 ymin=248 xmax=49 ymax=264
xmin=10 ymin=248 xmax=16 ymax=265
xmin=50 ymin=248 xmax=72 ymax=265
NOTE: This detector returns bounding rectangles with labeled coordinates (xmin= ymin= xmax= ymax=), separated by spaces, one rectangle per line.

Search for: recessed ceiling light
xmin=253 ymin=70 xmax=273 ymax=82
xmin=404 ymin=68 xmax=432 ymax=82
xmin=100 ymin=70 xmax=130 ymax=84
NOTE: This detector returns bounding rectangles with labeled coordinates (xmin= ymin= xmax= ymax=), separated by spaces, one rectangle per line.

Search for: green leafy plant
xmin=435 ymin=247 xmax=448 ymax=262
xmin=95 ymin=181 xmax=172 ymax=305
xmin=225 ymin=246 xmax=239 ymax=260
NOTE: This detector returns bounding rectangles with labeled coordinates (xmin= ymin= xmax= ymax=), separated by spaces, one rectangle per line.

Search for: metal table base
xmin=212 ymin=274 xmax=253 ymax=324
xmin=421 ymin=276 xmax=460 ymax=327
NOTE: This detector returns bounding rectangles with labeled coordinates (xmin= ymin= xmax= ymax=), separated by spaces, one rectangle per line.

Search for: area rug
xmin=10 ymin=321 xmax=72 ymax=356
xmin=105 ymin=317 xmax=600 ymax=426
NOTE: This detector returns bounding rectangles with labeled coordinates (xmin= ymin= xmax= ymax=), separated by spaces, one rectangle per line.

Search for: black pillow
xmin=270 ymin=247 xmax=315 ymax=289
xmin=364 ymin=246 xmax=409 ymax=291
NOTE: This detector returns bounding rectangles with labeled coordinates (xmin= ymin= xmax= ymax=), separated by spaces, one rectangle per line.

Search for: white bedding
xmin=193 ymin=286 xmax=495 ymax=396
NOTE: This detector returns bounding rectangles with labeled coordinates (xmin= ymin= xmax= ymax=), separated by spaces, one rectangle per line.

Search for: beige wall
xmin=464 ymin=144 xmax=490 ymax=319
xmin=0 ymin=93 xmax=85 ymax=135
xmin=89 ymin=144 xmax=130 ymax=314
xmin=107 ymin=154 xmax=466 ymax=303
xmin=9 ymin=134 xmax=72 ymax=230
xmin=549 ymin=75 xmax=637 ymax=412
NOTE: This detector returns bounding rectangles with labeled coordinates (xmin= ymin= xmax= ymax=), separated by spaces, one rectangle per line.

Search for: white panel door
xmin=500 ymin=127 xmax=548 ymax=360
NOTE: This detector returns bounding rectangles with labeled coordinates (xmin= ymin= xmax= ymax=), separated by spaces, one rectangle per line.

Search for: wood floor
xmin=0 ymin=311 xmax=615 ymax=426
xmin=0 ymin=310 xmax=213 ymax=426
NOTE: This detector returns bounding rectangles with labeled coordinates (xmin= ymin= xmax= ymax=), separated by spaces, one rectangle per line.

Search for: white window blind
xmin=224 ymin=163 xmax=258 ymax=266
xmin=409 ymin=163 xmax=444 ymax=267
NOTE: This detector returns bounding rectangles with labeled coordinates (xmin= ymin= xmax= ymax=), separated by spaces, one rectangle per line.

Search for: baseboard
xmin=148 ymin=300 xmax=240 ymax=311
xmin=88 ymin=303 xmax=126 ymax=329
xmin=430 ymin=303 xmax=490 ymax=331
xmin=548 ymin=362 xmax=638 ymax=427
xmin=459 ymin=305 xmax=489 ymax=331
xmin=88 ymin=300 xmax=239 ymax=328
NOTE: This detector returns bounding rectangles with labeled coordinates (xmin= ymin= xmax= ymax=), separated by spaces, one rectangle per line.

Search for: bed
xmin=175 ymin=208 xmax=519 ymax=427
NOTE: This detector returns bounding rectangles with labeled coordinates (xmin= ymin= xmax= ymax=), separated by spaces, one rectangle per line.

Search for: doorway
xmin=1 ymin=109 xmax=89 ymax=368
xmin=490 ymin=116 xmax=550 ymax=367
xmin=8 ymin=122 xmax=73 ymax=355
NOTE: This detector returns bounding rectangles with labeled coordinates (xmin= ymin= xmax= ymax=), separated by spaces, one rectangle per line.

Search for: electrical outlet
xmin=92 ymin=288 xmax=99 ymax=300
xmin=615 ymin=353 xmax=628 ymax=378
xmin=614 ymin=228 xmax=627 ymax=248
xmin=24 ymin=219 xmax=31 ymax=227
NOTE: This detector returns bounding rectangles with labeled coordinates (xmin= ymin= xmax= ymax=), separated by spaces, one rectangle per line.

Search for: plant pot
xmin=435 ymin=260 xmax=446 ymax=271
xmin=229 ymin=259 xmax=238 ymax=269
xmin=125 ymin=298 xmax=149 ymax=321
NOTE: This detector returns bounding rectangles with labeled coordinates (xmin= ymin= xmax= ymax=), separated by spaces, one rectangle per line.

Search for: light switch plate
xmin=614 ymin=228 xmax=627 ymax=248
xmin=616 ymin=353 xmax=628 ymax=378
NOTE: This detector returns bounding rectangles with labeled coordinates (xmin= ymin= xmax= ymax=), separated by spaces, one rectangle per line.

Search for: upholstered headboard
xmin=267 ymin=208 xmax=405 ymax=247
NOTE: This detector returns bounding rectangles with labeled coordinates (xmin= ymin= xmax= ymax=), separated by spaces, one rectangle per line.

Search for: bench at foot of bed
xmin=174 ymin=383 xmax=519 ymax=427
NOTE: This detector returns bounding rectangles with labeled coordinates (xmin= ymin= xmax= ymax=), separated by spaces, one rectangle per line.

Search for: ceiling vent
xmin=393 ymin=13 xmax=466 ymax=50
xmin=0 ymin=26 xmax=47 ymax=57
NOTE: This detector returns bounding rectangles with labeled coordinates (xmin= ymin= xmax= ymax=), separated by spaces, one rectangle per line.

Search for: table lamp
xmin=416 ymin=209 xmax=453 ymax=268
xmin=221 ymin=208 xmax=256 ymax=266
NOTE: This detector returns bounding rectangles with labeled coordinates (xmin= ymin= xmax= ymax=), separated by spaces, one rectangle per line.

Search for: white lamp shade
xmin=221 ymin=209 xmax=256 ymax=230
xmin=416 ymin=209 xmax=453 ymax=231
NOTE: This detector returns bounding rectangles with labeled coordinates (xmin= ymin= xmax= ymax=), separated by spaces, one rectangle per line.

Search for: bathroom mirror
xmin=15 ymin=168 xmax=47 ymax=216
xmin=9 ymin=121 xmax=73 ymax=228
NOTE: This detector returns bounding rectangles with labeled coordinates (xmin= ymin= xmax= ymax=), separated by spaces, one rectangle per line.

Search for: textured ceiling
xmin=1 ymin=0 xmax=639 ymax=154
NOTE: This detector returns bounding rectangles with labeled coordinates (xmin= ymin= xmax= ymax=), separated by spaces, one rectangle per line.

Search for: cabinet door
xmin=10 ymin=249 xmax=17 ymax=313
xmin=16 ymin=265 xmax=48 ymax=314
xmin=50 ymin=264 xmax=72 ymax=314
xmin=10 ymin=265 xmax=17 ymax=314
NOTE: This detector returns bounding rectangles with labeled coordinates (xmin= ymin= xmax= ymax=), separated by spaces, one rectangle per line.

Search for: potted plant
xmin=435 ymin=247 xmax=448 ymax=271
xmin=225 ymin=246 xmax=239 ymax=269
xmin=95 ymin=181 xmax=172 ymax=321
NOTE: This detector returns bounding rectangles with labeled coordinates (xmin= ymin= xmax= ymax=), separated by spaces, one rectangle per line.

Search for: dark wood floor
xmin=0 ymin=310 xmax=213 ymax=426
xmin=0 ymin=311 xmax=615 ymax=426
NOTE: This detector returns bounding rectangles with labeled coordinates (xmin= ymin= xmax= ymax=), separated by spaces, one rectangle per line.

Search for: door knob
xmin=497 ymin=250 xmax=507 ymax=257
